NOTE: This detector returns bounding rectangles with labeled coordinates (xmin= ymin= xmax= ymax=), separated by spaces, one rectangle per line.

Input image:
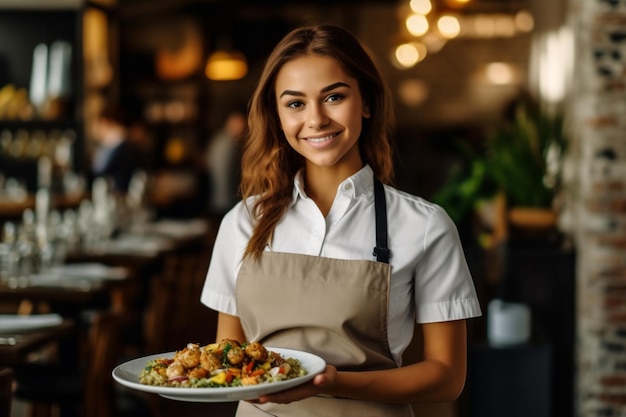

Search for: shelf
xmin=0 ymin=120 xmax=78 ymax=131
xmin=0 ymin=0 xmax=83 ymax=10
xmin=0 ymin=2 xmax=119 ymax=183
xmin=0 ymin=191 xmax=85 ymax=219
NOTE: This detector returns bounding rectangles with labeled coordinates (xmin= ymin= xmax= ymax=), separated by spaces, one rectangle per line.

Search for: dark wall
xmin=0 ymin=10 xmax=77 ymax=89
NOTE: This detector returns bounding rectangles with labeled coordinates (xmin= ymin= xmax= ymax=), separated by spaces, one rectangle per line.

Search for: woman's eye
xmin=287 ymin=100 xmax=304 ymax=109
xmin=326 ymin=93 xmax=344 ymax=103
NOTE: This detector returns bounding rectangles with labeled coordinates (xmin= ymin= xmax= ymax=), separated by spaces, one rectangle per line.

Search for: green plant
xmin=433 ymin=103 xmax=566 ymax=224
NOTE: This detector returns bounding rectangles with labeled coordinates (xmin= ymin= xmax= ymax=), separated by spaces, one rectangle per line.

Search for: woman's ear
xmin=363 ymin=104 xmax=371 ymax=119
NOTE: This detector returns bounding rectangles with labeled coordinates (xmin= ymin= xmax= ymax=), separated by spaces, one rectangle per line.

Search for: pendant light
xmin=204 ymin=49 xmax=248 ymax=81
xmin=205 ymin=14 xmax=248 ymax=82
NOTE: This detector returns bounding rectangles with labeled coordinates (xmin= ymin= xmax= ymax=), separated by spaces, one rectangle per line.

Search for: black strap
xmin=373 ymin=178 xmax=390 ymax=263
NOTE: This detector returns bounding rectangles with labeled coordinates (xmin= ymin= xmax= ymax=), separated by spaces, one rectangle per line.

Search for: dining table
xmin=0 ymin=263 xmax=133 ymax=313
xmin=0 ymin=218 xmax=214 ymax=360
xmin=0 ymin=262 xmax=135 ymax=366
xmin=0 ymin=314 xmax=74 ymax=367
xmin=62 ymin=218 xmax=213 ymax=324
xmin=62 ymin=217 xmax=212 ymax=285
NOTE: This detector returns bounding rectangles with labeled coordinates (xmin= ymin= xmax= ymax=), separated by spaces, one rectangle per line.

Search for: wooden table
xmin=65 ymin=218 xmax=211 ymax=264
xmin=0 ymin=266 xmax=133 ymax=363
xmin=0 ymin=279 xmax=122 ymax=306
xmin=0 ymin=319 xmax=74 ymax=366
xmin=1 ymin=219 xmax=213 ymax=356
xmin=62 ymin=219 xmax=212 ymax=319
xmin=0 ymin=264 xmax=133 ymax=313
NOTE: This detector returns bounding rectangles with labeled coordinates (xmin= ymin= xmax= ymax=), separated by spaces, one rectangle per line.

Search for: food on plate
xmin=139 ymin=339 xmax=307 ymax=388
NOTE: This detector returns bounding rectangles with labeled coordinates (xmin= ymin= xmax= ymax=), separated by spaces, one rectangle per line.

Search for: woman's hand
xmin=255 ymin=365 xmax=337 ymax=404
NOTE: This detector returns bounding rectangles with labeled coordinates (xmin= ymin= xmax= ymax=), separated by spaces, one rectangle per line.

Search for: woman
xmin=200 ymin=24 xmax=482 ymax=416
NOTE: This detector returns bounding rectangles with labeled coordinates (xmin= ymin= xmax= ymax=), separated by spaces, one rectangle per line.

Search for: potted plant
xmin=432 ymin=101 xmax=567 ymax=232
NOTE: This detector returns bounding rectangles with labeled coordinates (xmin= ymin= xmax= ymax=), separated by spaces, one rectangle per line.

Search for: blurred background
xmin=0 ymin=0 xmax=624 ymax=416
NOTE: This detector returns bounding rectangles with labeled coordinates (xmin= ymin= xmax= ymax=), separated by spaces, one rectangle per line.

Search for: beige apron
xmin=234 ymin=179 xmax=414 ymax=417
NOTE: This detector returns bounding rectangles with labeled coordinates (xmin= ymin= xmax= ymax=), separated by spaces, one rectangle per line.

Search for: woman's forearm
xmin=331 ymin=359 xmax=466 ymax=403
xmin=330 ymin=320 xmax=468 ymax=404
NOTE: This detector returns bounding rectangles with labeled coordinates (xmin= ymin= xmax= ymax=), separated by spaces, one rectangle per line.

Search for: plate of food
xmin=112 ymin=339 xmax=326 ymax=402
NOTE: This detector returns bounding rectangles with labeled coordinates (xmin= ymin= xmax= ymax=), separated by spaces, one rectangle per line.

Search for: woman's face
xmin=275 ymin=54 xmax=370 ymax=171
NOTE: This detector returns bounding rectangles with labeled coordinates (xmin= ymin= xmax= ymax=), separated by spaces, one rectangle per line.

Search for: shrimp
xmin=200 ymin=350 xmax=222 ymax=372
xmin=188 ymin=367 xmax=209 ymax=380
xmin=166 ymin=361 xmax=185 ymax=379
xmin=245 ymin=342 xmax=268 ymax=362
xmin=227 ymin=345 xmax=246 ymax=365
xmin=217 ymin=338 xmax=241 ymax=353
xmin=174 ymin=343 xmax=201 ymax=369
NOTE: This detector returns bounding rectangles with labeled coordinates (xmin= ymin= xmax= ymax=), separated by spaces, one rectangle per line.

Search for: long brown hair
xmin=241 ymin=24 xmax=395 ymax=260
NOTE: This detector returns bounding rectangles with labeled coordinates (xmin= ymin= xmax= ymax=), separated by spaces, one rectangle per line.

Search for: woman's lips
xmin=303 ymin=132 xmax=340 ymax=144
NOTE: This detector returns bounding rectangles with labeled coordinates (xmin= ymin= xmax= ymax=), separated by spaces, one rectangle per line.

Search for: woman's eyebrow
xmin=279 ymin=89 xmax=303 ymax=98
xmin=279 ymin=82 xmax=351 ymax=98
xmin=321 ymin=82 xmax=350 ymax=93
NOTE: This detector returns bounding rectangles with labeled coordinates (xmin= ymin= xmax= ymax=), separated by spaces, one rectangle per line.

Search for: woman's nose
xmin=307 ymin=104 xmax=329 ymax=128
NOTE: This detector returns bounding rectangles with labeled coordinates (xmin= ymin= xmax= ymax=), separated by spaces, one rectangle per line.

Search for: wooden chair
xmin=0 ymin=367 xmax=13 ymax=417
xmin=84 ymin=311 xmax=122 ymax=417
xmin=13 ymin=310 xmax=151 ymax=417
xmin=143 ymin=247 xmax=218 ymax=354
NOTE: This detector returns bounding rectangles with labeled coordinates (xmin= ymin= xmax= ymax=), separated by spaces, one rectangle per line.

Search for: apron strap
xmin=373 ymin=178 xmax=390 ymax=263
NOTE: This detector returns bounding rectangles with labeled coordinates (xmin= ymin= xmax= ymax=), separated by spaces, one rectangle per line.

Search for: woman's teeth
xmin=307 ymin=133 xmax=337 ymax=143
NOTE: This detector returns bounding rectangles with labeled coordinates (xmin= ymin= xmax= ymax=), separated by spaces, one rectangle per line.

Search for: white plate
xmin=112 ymin=347 xmax=326 ymax=402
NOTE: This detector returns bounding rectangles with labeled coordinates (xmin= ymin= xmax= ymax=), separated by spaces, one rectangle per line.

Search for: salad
xmin=139 ymin=339 xmax=306 ymax=388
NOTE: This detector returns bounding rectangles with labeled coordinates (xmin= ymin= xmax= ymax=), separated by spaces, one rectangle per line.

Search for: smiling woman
xmin=275 ymin=55 xmax=369 ymax=204
xmin=199 ymin=24 xmax=481 ymax=417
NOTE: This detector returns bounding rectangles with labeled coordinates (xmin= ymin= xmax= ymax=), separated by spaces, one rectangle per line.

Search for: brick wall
xmin=564 ymin=1 xmax=626 ymax=415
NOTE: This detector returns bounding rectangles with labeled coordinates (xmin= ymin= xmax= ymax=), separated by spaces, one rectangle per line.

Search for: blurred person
xmin=205 ymin=108 xmax=247 ymax=217
xmin=90 ymin=106 xmax=147 ymax=194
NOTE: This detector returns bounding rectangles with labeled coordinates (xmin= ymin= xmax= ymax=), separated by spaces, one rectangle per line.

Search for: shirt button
xmin=344 ymin=183 xmax=352 ymax=190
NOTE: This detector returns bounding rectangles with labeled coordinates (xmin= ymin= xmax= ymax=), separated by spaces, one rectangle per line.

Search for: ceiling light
xmin=485 ymin=62 xmax=514 ymax=85
xmin=515 ymin=10 xmax=534 ymax=33
xmin=394 ymin=43 xmax=421 ymax=68
xmin=409 ymin=0 xmax=432 ymax=15
xmin=437 ymin=15 xmax=461 ymax=39
xmin=406 ymin=14 xmax=429 ymax=37
xmin=204 ymin=50 xmax=248 ymax=81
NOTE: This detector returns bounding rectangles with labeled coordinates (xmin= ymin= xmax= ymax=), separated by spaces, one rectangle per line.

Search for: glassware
xmin=0 ymin=222 xmax=18 ymax=283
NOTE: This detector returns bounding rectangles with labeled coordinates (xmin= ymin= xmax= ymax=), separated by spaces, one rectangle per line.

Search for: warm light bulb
xmin=409 ymin=0 xmax=432 ymax=15
xmin=486 ymin=62 xmax=514 ymax=85
xmin=394 ymin=43 xmax=420 ymax=68
xmin=406 ymin=14 xmax=429 ymax=37
xmin=205 ymin=51 xmax=248 ymax=81
xmin=515 ymin=10 xmax=534 ymax=32
xmin=437 ymin=15 xmax=461 ymax=39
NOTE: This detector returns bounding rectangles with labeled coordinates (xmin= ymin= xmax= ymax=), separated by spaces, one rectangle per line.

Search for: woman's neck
xmin=304 ymin=163 xmax=362 ymax=217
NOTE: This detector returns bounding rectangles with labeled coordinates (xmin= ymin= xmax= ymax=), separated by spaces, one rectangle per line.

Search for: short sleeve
xmin=200 ymin=203 xmax=252 ymax=315
xmin=413 ymin=205 xmax=482 ymax=323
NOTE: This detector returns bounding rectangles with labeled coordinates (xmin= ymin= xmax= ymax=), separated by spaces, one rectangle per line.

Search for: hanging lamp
xmin=204 ymin=49 xmax=248 ymax=81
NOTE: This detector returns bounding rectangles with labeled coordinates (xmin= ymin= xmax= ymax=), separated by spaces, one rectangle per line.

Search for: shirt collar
xmin=292 ymin=169 xmax=307 ymax=205
xmin=349 ymin=165 xmax=375 ymax=197
xmin=290 ymin=165 xmax=374 ymax=206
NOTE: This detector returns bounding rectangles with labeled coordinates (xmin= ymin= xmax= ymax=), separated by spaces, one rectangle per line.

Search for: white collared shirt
xmin=201 ymin=165 xmax=482 ymax=364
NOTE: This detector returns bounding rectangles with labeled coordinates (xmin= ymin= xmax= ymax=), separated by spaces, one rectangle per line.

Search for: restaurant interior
xmin=1 ymin=0 xmax=622 ymax=416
